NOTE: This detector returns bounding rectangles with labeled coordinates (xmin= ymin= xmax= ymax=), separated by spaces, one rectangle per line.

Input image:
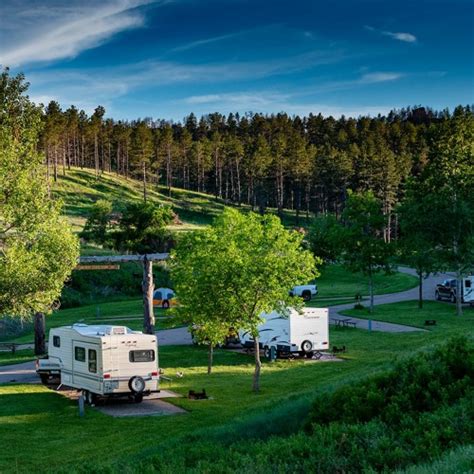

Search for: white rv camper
xmin=239 ymin=308 xmax=329 ymax=359
xmin=36 ymin=324 xmax=159 ymax=404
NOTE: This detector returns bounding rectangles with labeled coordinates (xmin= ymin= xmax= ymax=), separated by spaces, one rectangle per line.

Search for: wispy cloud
xmin=365 ymin=25 xmax=417 ymax=43
xmin=0 ymin=0 xmax=161 ymax=67
xmin=170 ymin=31 xmax=246 ymax=53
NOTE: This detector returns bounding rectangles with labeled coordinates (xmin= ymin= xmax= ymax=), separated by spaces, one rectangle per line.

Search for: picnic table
xmin=0 ymin=342 xmax=19 ymax=354
xmin=332 ymin=318 xmax=357 ymax=329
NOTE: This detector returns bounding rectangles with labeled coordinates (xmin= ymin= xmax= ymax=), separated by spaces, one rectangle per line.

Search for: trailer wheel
xmin=129 ymin=376 xmax=145 ymax=394
xmin=301 ymin=340 xmax=313 ymax=353
xmin=263 ymin=346 xmax=271 ymax=360
xmin=162 ymin=300 xmax=170 ymax=309
xmin=133 ymin=393 xmax=143 ymax=403
xmin=302 ymin=290 xmax=311 ymax=302
xmin=450 ymin=293 xmax=456 ymax=303
xmin=435 ymin=291 xmax=441 ymax=301
xmin=39 ymin=373 xmax=49 ymax=385
xmin=85 ymin=391 xmax=96 ymax=406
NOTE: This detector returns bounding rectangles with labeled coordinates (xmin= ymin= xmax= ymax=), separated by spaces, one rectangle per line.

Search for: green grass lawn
xmin=2 ymin=299 xmax=178 ymax=344
xmin=314 ymin=264 xmax=418 ymax=298
xmin=0 ymin=349 xmax=35 ymax=366
xmin=0 ymin=300 xmax=471 ymax=472
xmin=53 ymin=168 xmax=310 ymax=234
xmin=342 ymin=299 xmax=474 ymax=331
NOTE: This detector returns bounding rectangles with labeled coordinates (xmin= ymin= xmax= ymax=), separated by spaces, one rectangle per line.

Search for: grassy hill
xmin=52 ymin=168 xmax=307 ymax=235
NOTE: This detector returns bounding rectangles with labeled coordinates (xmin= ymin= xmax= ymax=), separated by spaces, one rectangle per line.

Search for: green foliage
xmin=306 ymin=336 xmax=473 ymax=426
xmin=172 ymin=207 xmax=319 ymax=386
xmin=339 ymin=190 xmax=393 ymax=311
xmin=80 ymin=199 xmax=113 ymax=245
xmin=308 ymin=214 xmax=342 ymax=263
xmin=0 ymin=68 xmax=79 ymax=319
xmin=112 ymin=202 xmax=174 ymax=253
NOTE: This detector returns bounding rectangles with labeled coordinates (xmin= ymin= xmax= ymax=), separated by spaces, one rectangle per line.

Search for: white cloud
xmin=365 ymin=25 xmax=417 ymax=43
xmin=382 ymin=31 xmax=417 ymax=43
xmin=359 ymin=72 xmax=403 ymax=83
xmin=0 ymin=0 xmax=160 ymax=67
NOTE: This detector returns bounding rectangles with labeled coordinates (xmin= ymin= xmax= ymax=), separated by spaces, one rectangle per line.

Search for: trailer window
xmin=74 ymin=346 xmax=86 ymax=362
xmin=88 ymin=349 xmax=97 ymax=373
xmin=466 ymin=280 xmax=472 ymax=288
xmin=129 ymin=350 xmax=155 ymax=362
xmin=53 ymin=336 xmax=60 ymax=348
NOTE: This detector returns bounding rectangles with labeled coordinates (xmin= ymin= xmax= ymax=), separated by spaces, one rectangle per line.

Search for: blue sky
xmin=1 ymin=0 xmax=473 ymax=120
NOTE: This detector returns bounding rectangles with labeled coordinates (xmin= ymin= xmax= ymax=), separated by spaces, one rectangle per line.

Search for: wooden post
xmin=34 ymin=312 xmax=46 ymax=355
xmin=143 ymin=255 xmax=155 ymax=334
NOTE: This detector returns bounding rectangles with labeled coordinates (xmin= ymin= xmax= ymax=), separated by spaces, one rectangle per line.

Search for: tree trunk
xmin=207 ymin=344 xmax=213 ymax=375
xmin=456 ymin=268 xmax=463 ymax=316
xmin=369 ymin=273 xmax=374 ymax=313
xmin=142 ymin=161 xmax=147 ymax=202
xmin=34 ymin=312 xmax=46 ymax=355
xmin=252 ymin=336 xmax=262 ymax=392
xmin=418 ymin=271 xmax=423 ymax=309
xmin=142 ymin=256 xmax=155 ymax=334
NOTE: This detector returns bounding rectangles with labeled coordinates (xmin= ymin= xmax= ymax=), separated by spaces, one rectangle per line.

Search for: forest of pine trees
xmin=40 ymin=101 xmax=473 ymax=238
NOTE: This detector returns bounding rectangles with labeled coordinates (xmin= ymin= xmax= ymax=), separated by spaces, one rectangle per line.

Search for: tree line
xmin=40 ymin=93 xmax=473 ymax=238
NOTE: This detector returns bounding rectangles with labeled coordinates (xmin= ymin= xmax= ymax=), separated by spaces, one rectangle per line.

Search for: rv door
xmin=72 ymin=341 xmax=102 ymax=393
xmin=463 ymin=278 xmax=474 ymax=303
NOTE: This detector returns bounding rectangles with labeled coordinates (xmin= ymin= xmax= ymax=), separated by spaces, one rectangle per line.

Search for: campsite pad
xmin=55 ymin=387 xmax=186 ymax=417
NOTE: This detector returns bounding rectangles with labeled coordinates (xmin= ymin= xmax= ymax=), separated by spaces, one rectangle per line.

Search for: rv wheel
xmin=162 ymin=300 xmax=170 ymax=309
xmin=85 ymin=391 xmax=96 ymax=406
xmin=450 ymin=293 xmax=456 ymax=303
xmin=133 ymin=393 xmax=143 ymax=403
xmin=301 ymin=340 xmax=313 ymax=353
xmin=302 ymin=290 xmax=311 ymax=302
xmin=263 ymin=346 xmax=271 ymax=360
xmin=435 ymin=291 xmax=441 ymax=301
xmin=129 ymin=376 xmax=146 ymax=394
xmin=39 ymin=373 xmax=49 ymax=385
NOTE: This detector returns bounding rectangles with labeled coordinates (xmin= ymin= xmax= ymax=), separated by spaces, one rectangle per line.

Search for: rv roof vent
xmin=73 ymin=323 xmax=88 ymax=327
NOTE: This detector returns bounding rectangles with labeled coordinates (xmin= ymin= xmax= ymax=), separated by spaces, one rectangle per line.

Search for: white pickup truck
xmin=289 ymin=284 xmax=318 ymax=301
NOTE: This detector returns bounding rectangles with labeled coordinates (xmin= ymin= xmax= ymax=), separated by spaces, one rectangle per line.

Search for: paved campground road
xmin=0 ymin=267 xmax=456 ymax=383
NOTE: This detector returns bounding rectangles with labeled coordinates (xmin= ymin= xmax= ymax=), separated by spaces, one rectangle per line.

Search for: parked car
xmin=36 ymin=324 xmax=159 ymax=404
xmin=435 ymin=277 xmax=474 ymax=304
xmin=289 ymin=284 xmax=318 ymax=301
xmin=153 ymin=287 xmax=177 ymax=309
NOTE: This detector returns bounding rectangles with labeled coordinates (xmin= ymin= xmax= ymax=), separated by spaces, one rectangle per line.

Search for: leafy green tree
xmin=421 ymin=108 xmax=474 ymax=315
xmin=172 ymin=208 xmax=318 ymax=391
xmin=340 ymin=191 xmax=393 ymax=312
xmin=0 ymin=68 xmax=79 ymax=324
xmin=113 ymin=202 xmax=174 ymax=254
xmin=398 ymin=187 xmax=439 ymax=309
xmin=308 ymin=215 xmax=342 ymax=265
xmin=81 ymin=199 xmax=113 ymax=246
xmin=130 ymin=120 xmax=153 ymax=201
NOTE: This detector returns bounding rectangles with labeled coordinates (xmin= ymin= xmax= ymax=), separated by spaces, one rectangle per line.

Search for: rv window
xmin=88 ymin=349 xmax=97 ymax=373
xmin=154 ymin=291 xmax=162 ymax=300
xmin=53 ymin=336 xmax=60 ymax=348
xmin=167 ymin=292 xmax=174 ymax=299
xmin=129 ymin=350 xmax=155 ymax=362
xmin=466 ymin=280 xmax=472 ymax=288
xmin=74 ymin=346 xmax=86 ymax=362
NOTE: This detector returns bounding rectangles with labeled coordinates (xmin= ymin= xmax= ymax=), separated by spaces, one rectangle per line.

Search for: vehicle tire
xmin=435 ymin=291 xmax=441 ymax=301
xmin=128 ymin=376 xmax=146 ymax=394
xmin=85 ymin=391 xmax=96 ymax=406
xmin=301 ymin=340 xmax=313 ymax=353
xmin=305 ymin=351 xmax=314 ymax=359
xmin=263 ymin=346 xmax=271 ymax=360
xmin=302 ymin=290 xmax=311 ymax=302
xmin=450 ymin=292 xmax=456 ymax=303
xmin=162 ymin=300 xmax=170 ymax=309
xmin=133 ymin=393 xmax=143 ymax=403
xmin=39 ymin=373 xmax=49 ymax=385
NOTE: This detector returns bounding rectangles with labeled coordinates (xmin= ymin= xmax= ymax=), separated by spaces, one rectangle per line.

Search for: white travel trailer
xmin=239 ymin=308 xmax=329 ymax=359
xmin=36 ymin=324 xmax=159 ymax=404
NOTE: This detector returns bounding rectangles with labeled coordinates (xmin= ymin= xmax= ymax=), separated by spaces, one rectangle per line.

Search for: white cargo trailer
xmin=36 ymin=324 xmax=159 ymax=404
xmin=239 ymin=308 xmax=329 ymax=359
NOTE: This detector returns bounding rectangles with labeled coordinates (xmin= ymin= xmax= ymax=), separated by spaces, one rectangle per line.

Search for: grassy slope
xmin=0 ymin=301 xmax=472 ymax=472
xmin=53 ymin=168 xmax=307 ymax=233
